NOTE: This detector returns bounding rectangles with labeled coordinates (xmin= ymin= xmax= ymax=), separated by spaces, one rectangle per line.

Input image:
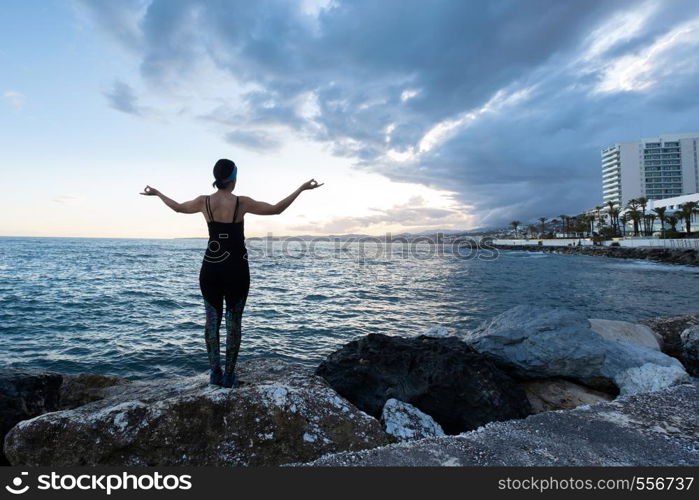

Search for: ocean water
xmin=1 ymin=236 xmax=697 ymax=379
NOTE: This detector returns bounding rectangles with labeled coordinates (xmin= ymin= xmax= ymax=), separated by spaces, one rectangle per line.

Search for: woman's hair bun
xmin=212 ymin=159 xmax=236 ymax=189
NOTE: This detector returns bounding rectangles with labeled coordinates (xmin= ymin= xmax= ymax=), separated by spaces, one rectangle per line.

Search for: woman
xmin=141 ymin=159 xmax=323 ymax=388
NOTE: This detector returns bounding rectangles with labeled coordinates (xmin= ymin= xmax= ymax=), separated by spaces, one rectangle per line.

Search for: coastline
xmin=493 ymin=244 xmax=699 ymax=266
xmin=2 ymin=308 xmax=698 ymax=467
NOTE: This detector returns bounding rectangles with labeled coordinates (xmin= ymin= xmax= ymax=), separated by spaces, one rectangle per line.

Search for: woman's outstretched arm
xmin=140 ymin=185 xmax=204 ymax=214
xmin=242 ymin=179 xmax=323 ymax=216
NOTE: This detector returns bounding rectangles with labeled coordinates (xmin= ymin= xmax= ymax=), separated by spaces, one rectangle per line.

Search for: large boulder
xmin=0 ymin=369 xmax=127 ymax=465
xmin=680 ymin=326 xmax=699 ymax=377
xmin=462 ymin=306 xmax=688 ymax=395
xmin=521 ymin=379 xmax=612 ymax=413
xmin=380 ymin=398 xmax=445 ymax=441
xmin=588 ymin=319 xmax=662 ymax=350
xmin=641 ymin=314 xmax=699 ymax=359
xmin=300 ymin=384 xmax=699 ymax=466
xmin=315 ymin=334 xmax=531 ymax=434
xmin=4 ymin=359 xmax=388 ymax=466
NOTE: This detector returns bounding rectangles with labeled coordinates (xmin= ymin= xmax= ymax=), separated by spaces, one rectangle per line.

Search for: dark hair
xmin=212 ymin=159 xmax=237 ymax=189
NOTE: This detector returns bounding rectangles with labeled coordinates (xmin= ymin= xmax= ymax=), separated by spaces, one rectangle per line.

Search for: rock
xmin=380 ymin=398 xmax=445 ymax=441
xmin=521 ymin=379 xmax=612 ymax=413
xmin=315 ymin=334 xmax=531 ymax=434
xmin=680 ymin=326 xmax=699 ymax=377
xmin=420 ymin=326 xmax=452 ymax=338
xmin=299 ymin=383 xmax=699 ymax=466
xmin=0 ymin=370 xmax=62 ymax=465
xmin=4 ymin=359 xmax=389 ymax=466
xmin=58 ymin=373 xmax=131 ymax=410
xmin=493 ymin=244 xmax=699 ymax=267
xmin=462 ymin=306 xmax=688 ymax=395
xmin=588 ymin=319 xmax=662 ymax=351
xmin=0 ymin=369 xmax=126 ymax=465
xmin=641 ymin=314 xmax=699 ymax=366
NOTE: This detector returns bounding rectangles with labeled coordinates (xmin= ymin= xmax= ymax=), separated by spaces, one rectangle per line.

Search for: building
xmin=646 ymin=192 xmax=699 ymax=212
xmin=601 ymin=132 xmax=699 ymax=207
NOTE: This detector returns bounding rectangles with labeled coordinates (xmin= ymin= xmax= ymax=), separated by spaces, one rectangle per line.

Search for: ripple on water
xmin=1 ymin=237 xmax=698 ymax=379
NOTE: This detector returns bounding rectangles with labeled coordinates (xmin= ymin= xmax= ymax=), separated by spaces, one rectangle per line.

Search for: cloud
xmin=82 ymin=0 xmax=699 ymax=227
xmin=52 ymin=195 xmax=85 ymax=206
xmin=3 ymin=91 xmax=24 ymax=110
xmin=292 ymin=196 xmax=474 ymax=234
xmin=223 ymin=129 xmax=283 ymax=151
xmin=103 ymin=80 xmax=144 ymax=116
xmin=75 ymin=0 xmax=147 ymax=51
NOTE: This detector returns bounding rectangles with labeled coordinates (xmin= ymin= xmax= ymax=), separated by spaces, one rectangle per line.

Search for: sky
xmin=2 ymin=0 xmax=699 ymax=238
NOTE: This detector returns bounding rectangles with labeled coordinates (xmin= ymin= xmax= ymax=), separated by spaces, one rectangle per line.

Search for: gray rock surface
xmin=0 ymin=369 xmax=127 ymax=465
xmin=680 ymin=326 xmax=699 ymax=377
xmin=300 ymin=384 xmax=699 ymax=466
xmin=521 ymin=379 xmax=612 ymax=413
xmin=588 ymin=318 xmax=662 ymax=350
xmin=463 ymin=306 xmax=688 ymax=395
xmin=4 ymin=359 xmax=388 ymax=466
xmin=641 ymin=314 xmax=699 ymax=360
xmin=380 ymin=398 xmax=445 ymax=441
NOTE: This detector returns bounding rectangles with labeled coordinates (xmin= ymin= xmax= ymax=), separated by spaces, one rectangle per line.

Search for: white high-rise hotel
xmin=601 ymin=133 xmax=699 ymax=207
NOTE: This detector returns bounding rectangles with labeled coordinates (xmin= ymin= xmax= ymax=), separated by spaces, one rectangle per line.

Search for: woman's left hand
xmin=300 ymin=179 xmax=324 ymax=191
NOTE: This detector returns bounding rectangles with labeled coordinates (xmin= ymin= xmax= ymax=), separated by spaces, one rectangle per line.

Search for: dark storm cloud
xmin=81 ymin=0 xmax=699 ymax=227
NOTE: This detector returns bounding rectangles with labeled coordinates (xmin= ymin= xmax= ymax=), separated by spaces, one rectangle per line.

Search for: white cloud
xmin=53 ymin=195 xmax=85 ymax=206
xmin=594 ymin=17 xmax=699 ymax=94
xmin=400 ymin=89 xmax=420 ymax=102
xmin=3 ymin=91 xmax=24 ymax=110
xmin=582 ymin=1 xmax=657 ymax=61
xmin=417 ymin=86 xmax=534 ymax=154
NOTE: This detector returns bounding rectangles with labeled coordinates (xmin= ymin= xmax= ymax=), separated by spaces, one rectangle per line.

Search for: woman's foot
xmin=222 ymin=372 xmax=239 ymax=388
xmin=209 ymin=367 xmax=223 ymax=386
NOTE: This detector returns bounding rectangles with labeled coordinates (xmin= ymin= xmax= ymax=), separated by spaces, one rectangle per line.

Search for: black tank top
xmin=202 ymin=195 xmax=247 ymax=265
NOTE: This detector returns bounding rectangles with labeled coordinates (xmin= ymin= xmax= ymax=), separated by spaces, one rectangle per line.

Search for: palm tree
xmin=550 ymin=218 xmax=559 ymax=236
xmin=619 ymin=214 xmax=628 ymax=237
xmin=605 ymin=201 xmax=618 ymax=234
xmin=637 ymin=197 xmax=649 ymax=235
xmin=510 ymin=220 xmax=521 ymax=238
xmin=538 ymin=217 xmax=547 ymax=235
xmin=591 ymin=205 xmax=602 ymax=234
xmin=653 ymin=207 xmax=667 ymax=238
xmin=609 ymin=208 xmax=620 ymax=236
xmin=644 ymin=214 xmax=656 ymax=236
xmin=559 ymin=215 xmax=569 ymax=237
xmin=527 ymin=224 xmax=538 ymax=237
xmin=597 ymin=214 xmax=608 ymax=230
xmin=677 ymin=201 xmax=699 ymax=235
xmin=667 ymin=215 xmax=680 ymax=233
xmin=626 ymin=199 xmax=641 ymax=236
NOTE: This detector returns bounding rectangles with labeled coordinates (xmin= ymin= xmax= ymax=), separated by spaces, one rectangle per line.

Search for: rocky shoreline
xmin=2 ymin=308 xmax=698 ymax=467
xmin=493 ymin=244 xmax=699 ymax=266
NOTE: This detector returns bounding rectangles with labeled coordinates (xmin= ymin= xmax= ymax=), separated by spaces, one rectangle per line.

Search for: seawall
xmin=493 ymin=244 xmax=699 ymax=266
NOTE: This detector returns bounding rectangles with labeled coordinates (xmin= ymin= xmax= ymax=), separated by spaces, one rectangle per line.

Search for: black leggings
xmin=199 ymin=264 xmax=249 ymax=375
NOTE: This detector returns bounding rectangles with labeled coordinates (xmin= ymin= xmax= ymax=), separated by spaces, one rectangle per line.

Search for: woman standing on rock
xmin=141 ymin=159 xmax=323 ymax=388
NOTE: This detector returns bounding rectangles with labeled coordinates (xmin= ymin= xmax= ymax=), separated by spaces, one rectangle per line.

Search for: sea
xmin=1 ymin=236 xmax=697 ymax=379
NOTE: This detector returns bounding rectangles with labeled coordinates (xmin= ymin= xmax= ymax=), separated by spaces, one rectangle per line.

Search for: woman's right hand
xmin=140 ymin=185 xmax=160 ymax=196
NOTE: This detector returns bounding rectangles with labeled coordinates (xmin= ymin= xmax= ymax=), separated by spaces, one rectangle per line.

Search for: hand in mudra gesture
xmin=140 ymin=185 xmax=160 ymax=196
xmin=300 ymin=179 xmax=324 ymax=191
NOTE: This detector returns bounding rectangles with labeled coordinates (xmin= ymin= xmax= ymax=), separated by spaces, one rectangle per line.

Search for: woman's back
xmin=205 ymin=192 xmax=244 ymax=224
